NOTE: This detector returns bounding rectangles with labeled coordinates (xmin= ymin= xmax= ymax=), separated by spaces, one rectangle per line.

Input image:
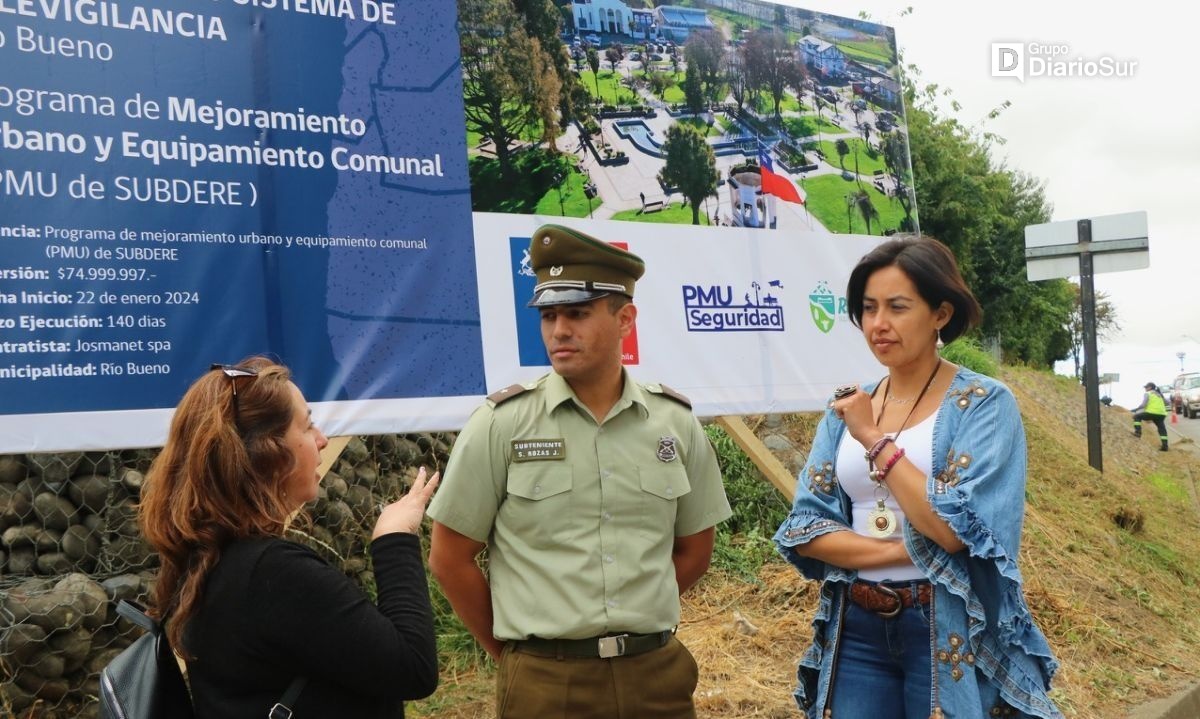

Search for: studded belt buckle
xmin=598 ymin=634 xmax=627 ymax=658
xmin=874 ymin=584 xmax=903 ymax=618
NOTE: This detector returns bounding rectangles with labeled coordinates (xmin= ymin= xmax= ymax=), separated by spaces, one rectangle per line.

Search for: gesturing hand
xmin=372 ymin=466 xmax=440 ymax=539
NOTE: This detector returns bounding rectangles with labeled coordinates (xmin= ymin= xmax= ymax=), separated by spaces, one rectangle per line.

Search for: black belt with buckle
xmin=513 ymin=630 xmax=672 ymax=659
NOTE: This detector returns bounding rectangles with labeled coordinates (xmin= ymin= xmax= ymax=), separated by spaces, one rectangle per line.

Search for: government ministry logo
xmin=809 ymin=281 xmax=846 ymax=334
xmin=682 ymin=279 xmax=784 ymax=332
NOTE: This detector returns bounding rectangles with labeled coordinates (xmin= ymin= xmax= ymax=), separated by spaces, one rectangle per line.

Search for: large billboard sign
xmin=0 ymin=0 xmax=913 ymax=451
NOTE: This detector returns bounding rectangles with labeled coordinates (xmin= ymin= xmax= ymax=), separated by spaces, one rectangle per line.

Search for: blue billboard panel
xmin=0 ymin=0 xmax=484 ymax=422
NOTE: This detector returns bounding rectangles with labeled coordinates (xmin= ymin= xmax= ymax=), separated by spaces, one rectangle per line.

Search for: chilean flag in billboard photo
xmin=758 ymin=146 xmax=805 ymax=205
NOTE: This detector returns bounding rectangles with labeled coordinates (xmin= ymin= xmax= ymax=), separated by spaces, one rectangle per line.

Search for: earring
xmin=936 ymin=328 xmax=945 ymax=350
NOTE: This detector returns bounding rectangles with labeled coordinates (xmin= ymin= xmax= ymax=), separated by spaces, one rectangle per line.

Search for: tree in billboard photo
xmin=457 ymin=0 xmax=915 ymax=235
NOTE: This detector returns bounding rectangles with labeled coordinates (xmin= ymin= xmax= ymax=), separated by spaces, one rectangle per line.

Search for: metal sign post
xmin=1077 ymin=221 xmax=1103 ymax=471
xmin=1025 ymin=211 xmax=1150 ymax=473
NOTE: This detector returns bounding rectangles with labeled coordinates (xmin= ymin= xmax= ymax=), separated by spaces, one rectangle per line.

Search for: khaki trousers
xmin=496 ymin=635 xmax=699 ymax=719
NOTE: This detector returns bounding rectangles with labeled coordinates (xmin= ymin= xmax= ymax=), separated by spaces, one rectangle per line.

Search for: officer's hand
xmin=372 ymin=466 xmax=439 ymax=538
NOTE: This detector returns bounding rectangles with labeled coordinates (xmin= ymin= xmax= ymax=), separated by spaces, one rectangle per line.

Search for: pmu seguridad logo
xmin=682 ymin=279 xmax=784 ymax=332
xmin=808 ymin=281 xmax=847 ymax=334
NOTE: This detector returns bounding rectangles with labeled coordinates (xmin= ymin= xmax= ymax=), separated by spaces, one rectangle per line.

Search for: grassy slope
xmin=997 ymin=367 xmax=1200 ymax=716
xmin=408 ymin=367 xmax=1200 ymax=718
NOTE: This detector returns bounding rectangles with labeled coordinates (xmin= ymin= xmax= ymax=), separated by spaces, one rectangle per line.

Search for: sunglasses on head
xmin=211 ymin=363 xmax=259 ymax=427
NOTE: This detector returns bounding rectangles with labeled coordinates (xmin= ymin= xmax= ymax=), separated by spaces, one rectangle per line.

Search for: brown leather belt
xmin=513 ymin=631 xmax=671 ymax=659
xmin=849 ymin=581 xmax=932 ymax=618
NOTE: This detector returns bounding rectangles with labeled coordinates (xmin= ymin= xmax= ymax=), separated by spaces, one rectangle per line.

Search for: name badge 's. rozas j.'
xmin=510 ymin=439 xmax=565 ymax=462
xmin=682 ymin=279 xmax=785 ymax=332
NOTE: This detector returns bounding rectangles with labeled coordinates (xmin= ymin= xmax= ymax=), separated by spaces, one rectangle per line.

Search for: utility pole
xmin=1025 ymin=211 xmax=1150 ymax=473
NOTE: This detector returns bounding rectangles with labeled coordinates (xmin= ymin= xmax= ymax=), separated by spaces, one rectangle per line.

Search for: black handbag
xmin=100 ymin=601 xmax=307 ymax=719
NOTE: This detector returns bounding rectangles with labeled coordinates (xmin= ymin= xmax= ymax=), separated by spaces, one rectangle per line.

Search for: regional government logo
xmin=808 ymin=281 xmax=840 ymax=334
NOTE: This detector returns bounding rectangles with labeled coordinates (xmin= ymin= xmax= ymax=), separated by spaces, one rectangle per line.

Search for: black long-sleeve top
xmin=185 ymin=532 xmax=438 ymax=718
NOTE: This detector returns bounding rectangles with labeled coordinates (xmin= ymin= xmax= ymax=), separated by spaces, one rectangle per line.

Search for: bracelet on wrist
xmin=865 ymin=435 xmax=894 ymax=464
xmin=869 ymin=446 xmax=906 ymax=483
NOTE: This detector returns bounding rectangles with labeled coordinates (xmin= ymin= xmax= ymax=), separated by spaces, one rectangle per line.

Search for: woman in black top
xmin=139 ymin=357 xmax=439 ymax=717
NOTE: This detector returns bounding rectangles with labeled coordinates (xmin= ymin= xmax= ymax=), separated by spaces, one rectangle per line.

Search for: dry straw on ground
xmin=409 ymin=367 xmax=1200 ymax=718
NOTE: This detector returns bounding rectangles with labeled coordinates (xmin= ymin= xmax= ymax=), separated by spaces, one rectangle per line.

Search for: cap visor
xmin=527 ymin=288 xmax=612 ymax=308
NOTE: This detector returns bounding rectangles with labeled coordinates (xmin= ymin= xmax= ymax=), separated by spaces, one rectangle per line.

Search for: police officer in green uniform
xmin=428 ymin=224 xmax=732 ymax=719
xmin=1132 ymin=381 xmax=1169 ymax=451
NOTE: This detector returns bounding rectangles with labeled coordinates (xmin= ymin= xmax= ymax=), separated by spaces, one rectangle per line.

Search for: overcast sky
xmin=778 ymin=0 xmax=1199 ymax=402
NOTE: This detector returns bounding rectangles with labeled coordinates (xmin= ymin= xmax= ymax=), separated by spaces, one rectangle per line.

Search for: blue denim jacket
xmin=773 ymin=367 xmax=1062 ymax=718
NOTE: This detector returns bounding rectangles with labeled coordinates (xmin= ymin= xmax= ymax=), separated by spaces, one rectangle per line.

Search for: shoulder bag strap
xmin=267 ymin=677 xmax=308 ymax=719
xmin=115 ymin=600 xmax=157 ymax=633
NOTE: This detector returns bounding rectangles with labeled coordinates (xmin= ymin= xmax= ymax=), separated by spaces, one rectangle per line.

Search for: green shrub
xmin=428 ymin=564 xmax=490 ymax=671
xmin=941 ymin=336 xmax=998 ymax=377
xmin=704 ymin=424 xmax=790 ymax=579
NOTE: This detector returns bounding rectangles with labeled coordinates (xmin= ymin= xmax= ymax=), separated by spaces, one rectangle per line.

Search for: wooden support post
xmin=714 ymin=416 xmax=796 ymax=502
xmin=318 ymin=436 xmax=352 ymax=479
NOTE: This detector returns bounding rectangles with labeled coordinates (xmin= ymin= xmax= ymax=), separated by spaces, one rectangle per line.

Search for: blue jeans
xmin=830 ymin=585 xmax=932 ymax=718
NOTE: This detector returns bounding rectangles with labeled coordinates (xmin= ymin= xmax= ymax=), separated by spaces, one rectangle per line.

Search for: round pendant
xmin=867 ymin=506 xmax=897 ymax=538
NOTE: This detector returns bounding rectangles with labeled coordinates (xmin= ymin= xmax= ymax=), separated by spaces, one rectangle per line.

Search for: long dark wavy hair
xmin=139 ymin=357 xmax=299 ymax=658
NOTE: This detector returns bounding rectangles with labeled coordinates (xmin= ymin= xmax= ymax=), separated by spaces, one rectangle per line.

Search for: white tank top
xmin=835 ymin=408 xmax=939 ymax=581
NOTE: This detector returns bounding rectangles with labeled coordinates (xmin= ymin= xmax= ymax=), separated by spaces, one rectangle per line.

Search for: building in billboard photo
xmin=572 ymin=0 xmax=634 ymax=35
xmin=798 ymin=34 xmax=848 ymax=80
xmin=654 ymin=5 xmax=716 ymax=42
xmin=461 ymin=0 xmax=915 ymax=237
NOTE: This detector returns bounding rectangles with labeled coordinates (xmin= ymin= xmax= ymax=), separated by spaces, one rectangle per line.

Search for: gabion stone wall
xmin=0 ymin=433 xmax=453 ymax=719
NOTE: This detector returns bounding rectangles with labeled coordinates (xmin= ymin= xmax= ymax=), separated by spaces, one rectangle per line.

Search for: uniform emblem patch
xmin=549 ymin=265 xmax=564 ymax=276
xmin=657 ymin=436 xmax=678 ymax=462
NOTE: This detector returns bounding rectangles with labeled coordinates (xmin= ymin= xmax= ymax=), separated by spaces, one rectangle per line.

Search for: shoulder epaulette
xmin=487 ymin=383 xmax=530 ymax=406
xmin=646 ymin=383 xmax=692 ymax=409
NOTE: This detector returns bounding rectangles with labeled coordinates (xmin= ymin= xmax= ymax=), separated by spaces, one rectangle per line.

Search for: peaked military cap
xmin=527 ymin=224 xmax=646 ymax=307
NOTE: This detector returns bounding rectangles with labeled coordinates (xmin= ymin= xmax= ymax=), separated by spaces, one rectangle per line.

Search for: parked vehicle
xmin=1173 ymin=372 xmax=1200 ymax=418
xmin=584 ymin=33 xmax=601 ymax=45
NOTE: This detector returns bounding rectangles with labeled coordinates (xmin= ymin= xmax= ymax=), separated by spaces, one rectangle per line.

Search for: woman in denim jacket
xmin=774 ymin=236 xmax=1061 ymax=718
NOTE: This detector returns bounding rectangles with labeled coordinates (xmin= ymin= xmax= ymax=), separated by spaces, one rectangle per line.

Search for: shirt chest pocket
xmin=508 ymin=462 xmax=574 ymax=501
xmin=502 ymin=463 xmax=574 ymax=546
xmin=635 ymin=464 xmax=692 ymax=538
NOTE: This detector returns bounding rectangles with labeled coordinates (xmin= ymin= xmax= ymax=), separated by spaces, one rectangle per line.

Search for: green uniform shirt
xmin=428 ymin=370 xmax=732 ymax=641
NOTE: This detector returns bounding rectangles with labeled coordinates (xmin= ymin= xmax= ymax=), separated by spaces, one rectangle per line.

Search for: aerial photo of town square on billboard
xmin=459 ymin=0 xmax=915 ymax=236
